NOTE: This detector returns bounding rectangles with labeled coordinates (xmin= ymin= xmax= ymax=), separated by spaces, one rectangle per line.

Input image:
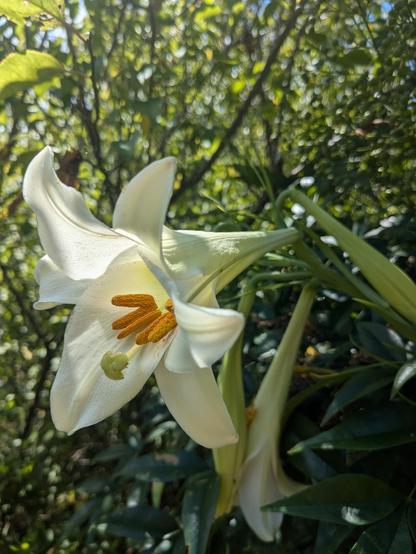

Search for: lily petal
xmin=239 ymin=443 xmax=283 ymax=542
xmin=155 ymin=362 xmax=238 ymax=448
xmin=23 ymin=147 xmax=134 ymax=280
xmin=164 ymin=281 xmax=220 ymax=373
xmin=51 ymin=260 xmax=168 ymax=433
xmin=113 ymin=157 xmax=176 ymax=253
xmin=164 ymin=329 xmax=196 ymax=373
xmin=162 ymin=227 xmax=300 ymax=297
xmin=34 ymin=255 xmax=90 ymax=310
xmin=172 ymin=294 xmax=245 ymax=368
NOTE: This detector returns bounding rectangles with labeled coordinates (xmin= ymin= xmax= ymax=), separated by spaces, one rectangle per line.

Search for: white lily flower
xmin=239 ymin=285 xmax=315 ymax=540
xmin=23 ymin=147 xmax=299 ymax=448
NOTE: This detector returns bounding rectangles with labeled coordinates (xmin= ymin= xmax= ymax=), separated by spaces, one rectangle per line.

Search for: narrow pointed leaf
xmin=290 ymin=402 xmax=416 ymax=453
xmin=264 ymin=474 xmax=403 ymax=525
xmin=356 ymin=322 xmax=406 ymax=362
xmin=314 ymin=522 xmax=352 ymax=554
xmin=350 ymin=508 xmax=412 ymax=554
xmin=182 ymin=472 xmax=220 ymax=554
xmin=321 ymin=368 xmax=394 ymax=425
xmin=407 ymin=502 xmax=416 ymax=542
xmin=106 ymin=506 xmax=177 ymax=540
xmin=116 ymin=450 xmax=207 ymax=481
xmin=391 ymin=362 xmax=416 ymax=398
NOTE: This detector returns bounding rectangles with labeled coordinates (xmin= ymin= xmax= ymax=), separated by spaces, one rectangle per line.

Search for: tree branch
xmin=173 ymin=0 xmax=308 ymax=201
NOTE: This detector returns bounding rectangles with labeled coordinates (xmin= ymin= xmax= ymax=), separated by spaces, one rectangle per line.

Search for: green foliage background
xmin=0 ymin=0 xmax=415 ymax=552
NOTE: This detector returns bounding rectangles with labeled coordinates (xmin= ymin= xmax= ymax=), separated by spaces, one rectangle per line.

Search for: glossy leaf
xmin=182 ymin=472 xmax=220 ymax=554
xmin=93 ymin=443 xmax=136 ymax=463
xmin=391 ymin=362 xmax=416 ymax=398
xmin=106 ymin=505 xmax=177 ymax=539
xmin=116 ymin=450 xmax=207 ymax=481
xmin=321 ymin=368 xmax=394 ymax=425
xmin=407 ymin=502 xmax=416 ymax=542
xmin=314 ymin=522 xmax=352 ymax=554
xmin=264 ymin=474 xmax=403 ymax=525
xmin=350 ymin=508 xmax=413 ymax=554
xmin=290 ymin=403 xmax=416 ymax=453
xmin=356 ymin=322 xmax=406 ymax=362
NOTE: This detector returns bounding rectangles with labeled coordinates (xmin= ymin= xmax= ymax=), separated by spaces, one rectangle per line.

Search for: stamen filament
xmin=126 ymin=344 xmax=141 ymax=359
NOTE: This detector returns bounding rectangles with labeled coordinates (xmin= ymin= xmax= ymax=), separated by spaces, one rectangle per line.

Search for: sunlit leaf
xmin=0 ymin=0 xmax=63 ymax=25
xmin=0 ymin=50 xmax=63 ymax=101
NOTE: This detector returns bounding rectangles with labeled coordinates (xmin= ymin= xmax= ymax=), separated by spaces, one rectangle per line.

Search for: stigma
xmin=111 ymin=293 xmax=177 ymax=345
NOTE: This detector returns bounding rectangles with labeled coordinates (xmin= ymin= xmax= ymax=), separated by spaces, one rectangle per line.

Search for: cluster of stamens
xmin=111 ymin=293 xmax=177 ymax=344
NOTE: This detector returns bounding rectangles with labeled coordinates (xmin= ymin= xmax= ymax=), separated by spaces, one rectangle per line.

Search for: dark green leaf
xmin=314 ymin=522 xmax=352 ymax=554
xmin=134 ymin=98 xmax=163 ymax=120
xmin=350 ymin=508 xmax=413 ymax=553
xmin=106 ymin=506 xmax=177 ymax=540
xmin=182 ymin=472 xmax=220 ymax=554
xmin=340 ymin=48 xmax=373 ymax=68
xmin=290 ymin=402 xmax=416 ymax=453
xmin=93 ymin=443 xmax=136 ymax=463
xmin=77 ymin=476 xmax=111 ymax=494
xmin=407 ymin=502 xmax=416 ymax=542
xmin=116 ymin=450 xmax=207 ymax=481
xmin=264 ymin=474 xmax=403 ymax=526
xmin=356 ymin=322 xmax=405 ymax=362
xmin=391 ymin=362 xmax=416 ymax=398
xmin=284 ymin=414 xmax=339 ymax=481
xmin=322 ymin=368 xmax=394 ymax=425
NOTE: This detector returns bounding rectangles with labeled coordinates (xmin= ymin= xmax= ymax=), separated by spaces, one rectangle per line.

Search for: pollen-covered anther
xmin=111 ymin=293 xmax=157 ymax=309
xmin=165 ymin=298 xmax=174 ymax=313
xmin=136 ymin=311 xmax=177 ymax=345
xmin=116 ymin=309 xmax=161 ymax=339
xmin=112 ymin=293 xmax=177 ymax=343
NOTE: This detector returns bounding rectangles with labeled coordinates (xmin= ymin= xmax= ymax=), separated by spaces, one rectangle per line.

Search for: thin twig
xmin=173 ymin=0 xmax=308 ymax=201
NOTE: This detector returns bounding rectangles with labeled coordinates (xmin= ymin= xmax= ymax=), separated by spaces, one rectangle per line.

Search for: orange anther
xmin=245 ymin=404 xmax=257 ymax=426
xmin=136 ymin=312 xmax=177 ymax=344
xmin=111 ymin=294 xmax=157 ymax=309
xmin=117 ymin=309 xmax=162 ymax=339
xmin=165 ymin=298 xmax=174 ymax=313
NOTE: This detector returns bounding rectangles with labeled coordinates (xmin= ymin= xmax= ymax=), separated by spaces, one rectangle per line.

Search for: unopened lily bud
xmin=239 ymin=285 xmax=315 ymax=542
xmin=291 ymin=189 xmax=416 ymax=325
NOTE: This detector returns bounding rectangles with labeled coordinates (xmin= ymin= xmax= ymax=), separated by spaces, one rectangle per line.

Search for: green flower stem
xmin=265 ymin=252 xmax=310 ymax=269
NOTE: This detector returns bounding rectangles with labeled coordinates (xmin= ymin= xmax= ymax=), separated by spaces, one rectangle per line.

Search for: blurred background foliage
xmin=0 ymin=0 xmax=415 ymax=552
